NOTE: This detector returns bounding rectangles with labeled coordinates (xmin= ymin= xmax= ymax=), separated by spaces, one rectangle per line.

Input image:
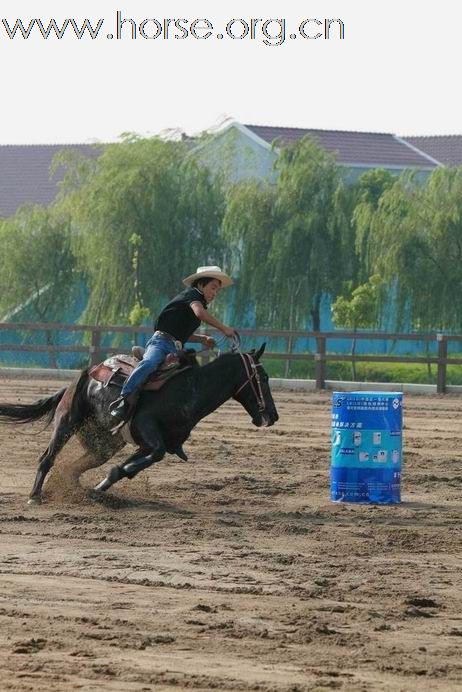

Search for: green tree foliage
xmin=0 ymin=204 xmax=75 ymax=322
xmin=58 ymin=135 xmax=226 ymax=324
xmin=331 ymin=274 xmax=383 ymax=379
xmin=353 ymin=168 xmax=396 ymax=282
xmin=222 ymin=181 xmax=277 ymax=325
xmin=223 ymin=136 xmax=355 ymax=330
xmin=127 ymin=233 xmax=151 ymax=326
xmin=0 ymin=204 xmax=76 ymax=366
xmin=331 ymin=274 xmax=383 ymax=331
xmin=7 ymin=134 xmax=462 ymax=344
xmin=411 ymin=166 xmax=462 ymax=331
xmin=359 ymin=166 xmax=462 ymax=332
xmin=273 ymin=137 xmax=353 ymax=331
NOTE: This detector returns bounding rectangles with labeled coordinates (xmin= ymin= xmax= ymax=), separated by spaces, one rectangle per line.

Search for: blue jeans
xmin=121 ymin=333 xmax=179 ymax=397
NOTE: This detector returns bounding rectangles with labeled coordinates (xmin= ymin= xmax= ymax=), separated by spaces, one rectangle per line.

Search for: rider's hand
xmin=223 ymin=326 xmax=237 ymax=338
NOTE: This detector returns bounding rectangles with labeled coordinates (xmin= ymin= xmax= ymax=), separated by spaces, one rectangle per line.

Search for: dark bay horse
xmin=0 ymin=345 xmax=278 ymax=503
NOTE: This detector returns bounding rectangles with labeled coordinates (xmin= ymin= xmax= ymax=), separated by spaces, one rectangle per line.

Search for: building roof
xmin=1 ymin=126 xmax=454 ymax=219
xmin=0 ymin=143 xmax=99 ymax=218
xmin=245 ymin=124 xmax=439 ymax=169
xmin=403 ymin=135 xmax=462 ymax=168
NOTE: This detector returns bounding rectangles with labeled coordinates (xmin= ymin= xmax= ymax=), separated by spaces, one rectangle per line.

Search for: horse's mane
xmin=200 ymin=350 xmax=264 ymax=375
xmin=202 ymin=351 xmax=240 ymax=368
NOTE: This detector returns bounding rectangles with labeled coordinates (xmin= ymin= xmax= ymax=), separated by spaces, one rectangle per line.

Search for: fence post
xmin=285 ymin=334 xmax=293 ymax=378
xmin=44 ymin=327 xmax=58 ymax=369
xmin=436 ymin=333 xmax=447 ymax=394
xmin=90 ymin=328 xmax=101 ymax=366
xmin=315 ymin=335 xmax=326 ymax=390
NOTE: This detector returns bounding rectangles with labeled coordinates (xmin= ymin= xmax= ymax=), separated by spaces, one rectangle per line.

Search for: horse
xmin=0 ymin=344 xmax=278 ymax=503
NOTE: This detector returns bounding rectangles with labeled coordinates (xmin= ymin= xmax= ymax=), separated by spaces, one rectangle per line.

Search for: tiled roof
xmin=0 ymin=144 xmax=99 ymax=218
xmin=245 ymin=124 xmax=438 ymax=169
xmin=403 ymin=136 xmax=462 ymax=167
xmin=1 ymin=128 xmax=451 ymax=218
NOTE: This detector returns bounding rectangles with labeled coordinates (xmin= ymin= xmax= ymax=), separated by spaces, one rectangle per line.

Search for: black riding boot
xmin=109 ymin=392 xmax=139 ymax=432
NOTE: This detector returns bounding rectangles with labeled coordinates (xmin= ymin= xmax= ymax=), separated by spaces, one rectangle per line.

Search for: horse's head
xmin=233 ymin=344 xmax=279 ymax=427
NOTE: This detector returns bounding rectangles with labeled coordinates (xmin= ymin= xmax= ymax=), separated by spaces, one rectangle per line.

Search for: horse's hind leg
xmin=28 ymin=372 xmax=90 ymax=503
xmin=29 ymin=413 xmax=73 ymax=504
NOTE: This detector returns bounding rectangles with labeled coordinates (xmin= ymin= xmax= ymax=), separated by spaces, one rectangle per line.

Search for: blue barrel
xmin=330 ymin=391 xmax=402 ymax=504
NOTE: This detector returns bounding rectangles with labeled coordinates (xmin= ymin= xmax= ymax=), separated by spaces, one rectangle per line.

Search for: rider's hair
xmin=192 ymin=277 xmax=222 ymax=289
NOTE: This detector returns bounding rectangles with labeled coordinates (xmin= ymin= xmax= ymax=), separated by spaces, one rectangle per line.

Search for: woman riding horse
xmin=0 ymin=265 xmax=279 ymax=502
xmin=110 ymin=266 xmax=238 ymax=426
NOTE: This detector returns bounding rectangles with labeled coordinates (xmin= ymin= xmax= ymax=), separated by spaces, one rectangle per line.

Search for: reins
xmin=204 ymin=333 xmax=267 ymax=413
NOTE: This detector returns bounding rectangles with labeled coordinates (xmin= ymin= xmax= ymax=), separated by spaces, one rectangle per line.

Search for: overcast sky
xmin=1 ymin=0 xmax=460 ymax=144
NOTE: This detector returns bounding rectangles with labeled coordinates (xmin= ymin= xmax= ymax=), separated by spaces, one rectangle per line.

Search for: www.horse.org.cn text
xmin=1 ymin=13 xmax=346 ymax=46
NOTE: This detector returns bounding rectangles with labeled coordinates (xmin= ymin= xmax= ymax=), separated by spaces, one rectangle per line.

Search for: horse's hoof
xmin=27 ymin=496 xmax=42 ymax=506
xmin=93 ymin=479 xmax=110 ymax=493
xmin=93 ymin=466 xmax=123 ymax=493
xmin=88 ymin=488 xmax=104 ymax=501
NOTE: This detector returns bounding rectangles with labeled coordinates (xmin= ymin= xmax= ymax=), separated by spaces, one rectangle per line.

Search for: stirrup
xmin=110 ymin=418 xmax=127 ymax=435
xmin=109 ymin=394 xmax=138 ymax=435
xmin=109 ymin=396 xmax=126 ymax=415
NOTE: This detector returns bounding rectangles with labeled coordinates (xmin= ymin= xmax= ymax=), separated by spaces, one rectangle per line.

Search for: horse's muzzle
xmin=253 ymin=413 xmax=275 ymax=427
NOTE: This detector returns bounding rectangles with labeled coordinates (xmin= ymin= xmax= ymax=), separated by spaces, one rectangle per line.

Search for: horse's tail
xmin=0 ymin=387 xmax=67 ymax=426
xmin=0 ymin=367 xmax=92 ymax=428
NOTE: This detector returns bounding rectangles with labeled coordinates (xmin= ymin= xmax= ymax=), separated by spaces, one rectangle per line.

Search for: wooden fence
xmin=1 ymin=322 xmax=462 ymax=393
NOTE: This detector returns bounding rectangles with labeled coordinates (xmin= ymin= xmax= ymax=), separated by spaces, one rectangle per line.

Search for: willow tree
xmin=223 ymin=136 xmax=354 ymax=330
xmin=0 ymin=204 xmax=75 ymax=320
xmin=359 ymin=166 xmax=462 ymax=332
xmin=222 ymin=181 xmax=278 ymax=325
xmin=57 ymin=135 xmax=226 ymax=325
xmin=353 ymin=168 xmax=396 ymax=282
xmin=416 ymin=166 xmax=462 ymax=331
xmin=0 ymin=204 xmax=76 ymax=365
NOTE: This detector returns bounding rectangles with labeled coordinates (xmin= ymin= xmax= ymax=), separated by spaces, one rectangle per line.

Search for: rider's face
xmin=202 ymin=279 xmax=222 ymax=303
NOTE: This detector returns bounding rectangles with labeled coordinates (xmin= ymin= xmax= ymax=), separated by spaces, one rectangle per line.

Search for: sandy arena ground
xmin=0 ymin=375 xmax=461 ymax=691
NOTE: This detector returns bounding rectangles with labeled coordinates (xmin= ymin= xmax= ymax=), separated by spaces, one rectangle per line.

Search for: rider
xmin=109 ymin=265 xmax=237 ymax=426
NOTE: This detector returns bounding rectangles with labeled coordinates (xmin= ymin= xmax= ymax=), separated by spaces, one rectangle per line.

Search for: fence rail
xmin=1 ymin=322 xmax=462 ymax=393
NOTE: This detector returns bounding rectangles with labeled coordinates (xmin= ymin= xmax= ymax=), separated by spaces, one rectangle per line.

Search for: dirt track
xmin=0 ymin=376 xmax=461 ymax=691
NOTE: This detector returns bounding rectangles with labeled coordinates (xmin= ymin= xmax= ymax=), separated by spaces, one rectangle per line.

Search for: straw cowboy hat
xmin=182 ymin=265 xmax=233 ymax=288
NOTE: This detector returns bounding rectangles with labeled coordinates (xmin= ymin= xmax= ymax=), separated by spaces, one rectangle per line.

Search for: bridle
xmin=233 ymin=352 xmax=266 ymax=413
xmin=209 ymin=333 xmax=267 ymax=414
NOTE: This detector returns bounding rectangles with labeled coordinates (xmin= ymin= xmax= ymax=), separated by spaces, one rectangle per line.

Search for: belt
xmin=153 ymin=331 xmax=182 ymax=349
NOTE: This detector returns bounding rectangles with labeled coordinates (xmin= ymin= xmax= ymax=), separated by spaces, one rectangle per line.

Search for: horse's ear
xmin=255 ymin=343 xmax=266 ymax=360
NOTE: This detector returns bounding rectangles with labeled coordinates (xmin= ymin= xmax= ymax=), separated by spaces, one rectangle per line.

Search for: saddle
xmin=89 ymin=347 xmax=197 ymax=391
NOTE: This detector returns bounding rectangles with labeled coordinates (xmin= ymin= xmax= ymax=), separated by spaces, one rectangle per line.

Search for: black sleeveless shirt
xmin=154 ymin=287 xmax=207 ymax=344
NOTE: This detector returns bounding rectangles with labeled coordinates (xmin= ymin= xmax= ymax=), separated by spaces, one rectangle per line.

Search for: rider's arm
xmin=189 ymin=333 xmax=215 ymax=347
xmin=190 ymin=301 xmax=236 ymax=338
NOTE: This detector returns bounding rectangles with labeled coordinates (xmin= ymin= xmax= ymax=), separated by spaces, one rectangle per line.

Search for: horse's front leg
xmin=93 ymin=444 xmax=165 ymax=492
xmin=93 ymin=415 xmax=167 ymax=493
